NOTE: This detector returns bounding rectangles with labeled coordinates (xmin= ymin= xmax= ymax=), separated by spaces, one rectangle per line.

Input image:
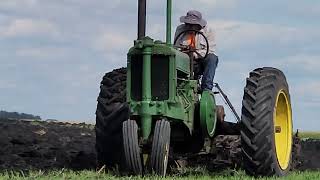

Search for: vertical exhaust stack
xmin=166 ymin=0 xmax=172 ymax=44
xmin=138 ymin=0 xmax=146 ymax=40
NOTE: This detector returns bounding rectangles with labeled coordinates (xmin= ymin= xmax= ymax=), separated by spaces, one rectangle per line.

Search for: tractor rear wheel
xmin=149 ymin=119 xmax=171 ymax=176
xmin=241 ymin=67 xmax=292 ymax=176
xmin=123 ymin=120 xmax=143 ymax=174
xmin=95 ymin=68 xmax=128 ymax=169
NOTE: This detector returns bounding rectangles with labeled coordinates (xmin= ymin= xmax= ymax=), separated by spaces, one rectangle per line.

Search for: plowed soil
xmin=0 ymin=118 xmax=96 ymax=171
xmin=0 ymin=118 xmax=319 ymax=172
xmin=299 ymin=139 xmax=320 ymax=170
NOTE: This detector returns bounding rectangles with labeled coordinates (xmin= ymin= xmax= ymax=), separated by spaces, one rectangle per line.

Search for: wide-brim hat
xmin=180 ymin=10 xmax=207 ymax=27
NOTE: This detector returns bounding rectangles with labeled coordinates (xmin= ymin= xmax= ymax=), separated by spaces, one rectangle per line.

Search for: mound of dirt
xmin=0 ymin=118 xmax=96 ymax=171
xmin=299 ymin=139 xmax=320 ymax=170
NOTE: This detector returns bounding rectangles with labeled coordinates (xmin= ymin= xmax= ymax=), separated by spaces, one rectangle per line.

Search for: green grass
xmin=1 ymin=170 xmax=320 ymax=180
xmin=299 ymin=132 xmax=320 ymax=139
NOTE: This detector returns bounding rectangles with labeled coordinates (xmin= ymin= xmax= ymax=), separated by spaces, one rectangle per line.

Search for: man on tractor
xmin=96 ymin=0 xmax=293 ymax=176
xmin=174 ymin=10 xmax=218 ymax=91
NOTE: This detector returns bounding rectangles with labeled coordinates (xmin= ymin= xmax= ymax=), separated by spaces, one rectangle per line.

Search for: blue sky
xmin=0 ymin=0 xmax=319 ymax=130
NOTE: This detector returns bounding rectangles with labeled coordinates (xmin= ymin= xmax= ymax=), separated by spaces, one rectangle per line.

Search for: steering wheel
xmin=174 ymin=29 xmax=209 ymax=60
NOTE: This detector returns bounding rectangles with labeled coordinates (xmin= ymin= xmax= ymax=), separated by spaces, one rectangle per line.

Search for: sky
xmin=0 ymin=0 xmax=319 ymax=130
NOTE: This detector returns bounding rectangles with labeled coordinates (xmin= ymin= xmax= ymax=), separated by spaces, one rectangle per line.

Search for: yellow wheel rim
xmin=274 ymin=90 xmax=292 ymax=170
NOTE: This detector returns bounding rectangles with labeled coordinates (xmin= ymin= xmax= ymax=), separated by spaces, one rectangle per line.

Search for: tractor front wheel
xmin=149 ymin=119 xmax=171 ymax=176
xmin=241 ymin=67 xmax=292 ymax=176
xmin=123 ymin=120 xmax=143 ymax=175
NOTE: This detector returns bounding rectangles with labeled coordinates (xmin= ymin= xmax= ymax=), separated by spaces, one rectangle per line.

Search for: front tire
xmin=123 ymin=120 xmax=143 ymax=175
xmin=149 ymin=119 xmax=171 ymax=176
xmin=241 ymin=67 xmax=292 ymax=176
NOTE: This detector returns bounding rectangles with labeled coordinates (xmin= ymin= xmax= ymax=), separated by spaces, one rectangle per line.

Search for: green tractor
xmin=95 ymin=0 xmax=293 ymax=177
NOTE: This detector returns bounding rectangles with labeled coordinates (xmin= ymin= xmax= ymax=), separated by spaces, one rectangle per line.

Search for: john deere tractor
xmin=95 ymin=0 xmax=293 ymax=177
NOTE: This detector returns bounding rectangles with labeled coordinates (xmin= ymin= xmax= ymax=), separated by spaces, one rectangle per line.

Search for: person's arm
xmin=204 ymin=26 xmax=216 ymax=55
xmin=197 ymin=26 xmax=216 ymax=58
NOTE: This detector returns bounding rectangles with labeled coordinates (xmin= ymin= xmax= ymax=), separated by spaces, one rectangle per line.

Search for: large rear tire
xmin=241 ymin=67 xmax=292 ymax=176
xmin=95 ymin=68 xmax=128 ymax=169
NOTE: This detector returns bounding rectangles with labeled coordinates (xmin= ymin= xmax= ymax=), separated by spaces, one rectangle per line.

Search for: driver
xmin=174 ymin=10 xmax=218 ymax=91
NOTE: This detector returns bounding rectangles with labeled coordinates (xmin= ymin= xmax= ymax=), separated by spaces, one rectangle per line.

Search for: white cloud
xmin=196 ymin=0 xmax=237 ymax=8
xmin=0 ymin=18 xmax=59 ymax=38
xmin=294 ymin=82 xmax=320 ymax=97
xmin=289 ymin=2 xmax=320 ymax=18
xmin=277 ymin=54 xmax=320 ymax=73
xmin=148 ymin=23 xmax=166 ymax=40
xmin=291 ymin=81 xmax=320 ymax=108
xmin=0 ymin=80 xmax=17 ymax=89
xmin=94 ymin=31 xmax=132 ymax=52
xmin=207 ymin=20 xmax=302 ymax=49
xmin=0 ymin=0 xmax=38 ymax=8
xmin=174 ymin=0 xmax=237 ymax=13
xmin=15 ymin=47 xmax=67 ymax=59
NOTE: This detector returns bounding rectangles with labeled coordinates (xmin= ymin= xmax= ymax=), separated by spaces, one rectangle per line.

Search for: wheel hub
xmin=274 ymin=90 xmax=292 ymax=170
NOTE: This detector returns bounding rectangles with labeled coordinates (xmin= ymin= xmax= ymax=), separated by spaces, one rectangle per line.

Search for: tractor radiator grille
xmin=131 ymin=56 xmax=143 ymax=101
xmin=151 ymin=55 xmax=169 ymax=101
xmin=130 ymin=55 xmax=169 ymax=101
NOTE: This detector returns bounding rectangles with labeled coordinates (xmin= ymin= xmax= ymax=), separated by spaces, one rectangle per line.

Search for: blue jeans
xmin=201 ymin=53 xmax=218 ymax=91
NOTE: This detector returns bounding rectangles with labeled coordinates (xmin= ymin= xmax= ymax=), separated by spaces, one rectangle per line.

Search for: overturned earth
xmin=0 ymin=118 xmax=319 ymax=172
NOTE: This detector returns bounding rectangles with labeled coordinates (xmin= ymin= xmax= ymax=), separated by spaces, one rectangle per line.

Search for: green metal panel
xmin=175 ymin=52 xmax=190 ymax=74
xmin=129 ymin=41 xmax=175 ymax=56
xmin=129 ymin=80 xmax=197 ymax=118
xmin=200 ymin=90 xmax=217 ymax=137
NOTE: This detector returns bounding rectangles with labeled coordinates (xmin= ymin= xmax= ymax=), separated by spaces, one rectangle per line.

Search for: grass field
xmin=299 ymin=132 xmax=320 ymax=139
xmin=1 ymin=170 xmax=320 ymax=180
